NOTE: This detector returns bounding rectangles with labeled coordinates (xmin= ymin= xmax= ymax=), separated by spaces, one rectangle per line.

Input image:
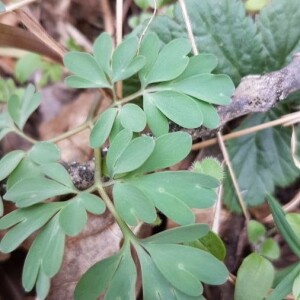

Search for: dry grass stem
xmin=211 ymin=184 xmax=223 ymax=234
xmin=1 ymin=0 xmax=37 ymax=14
xmin=99 ymin=0 xmax=115 ymax=36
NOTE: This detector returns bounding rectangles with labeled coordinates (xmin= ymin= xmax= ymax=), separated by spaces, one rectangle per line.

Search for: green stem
xmin=13 ymin=128 xmax=38 ymax=144
xmin=117 ymin=90 xmax=144 ymax=105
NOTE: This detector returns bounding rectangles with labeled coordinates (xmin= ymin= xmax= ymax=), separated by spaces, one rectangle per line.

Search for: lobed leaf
xmin=0 ymin=150 xmax=25 ymax=181
xmin=28 ymin=142 xmax=60 ymax=165
xmin=77 ymin=192 xmax=106 ymax=215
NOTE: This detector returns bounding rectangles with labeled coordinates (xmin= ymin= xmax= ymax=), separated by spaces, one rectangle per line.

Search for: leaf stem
xmin=13 ymin=127 xmax=38 ymax=144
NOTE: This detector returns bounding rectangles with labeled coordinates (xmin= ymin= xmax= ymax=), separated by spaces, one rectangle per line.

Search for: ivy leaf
xmin=136 ymin=132 xmax=192 ymax=174
xmin=143 ymin=38 xmax=191 ymax=85
xmin=59 ymin=197 xmax=87 ymax=236
xmin=223 ymin=106 xmax=300 ymax=211
xmin=145 ymin=243 xmax=228 ymax=296
xmin=28 ymin=142 xmax=60 ymax=165
xmin=111 ymin=37 xmax=144 ymax=82
xmin=234 ymin=253 xmax=274 ymax=300
xmin=143 ymin=93 xmax=169 ymax=136
xmin=143 ymin=224 xmax=209 ymax=244
xmin=0 ymin=203 xmax=62 ymax=253
xmin=7 ymin=84 xmax=41 ymax=130
xmin=112 ymin=135 xmax=155 ymax=176
xmin=64 ymin=52 xmax=111 ymax=89
xmin=4 ymin=177 xmax=73 ymax=207
xmin=106 ymin=129 xmax=133 ymax=176
xmin=144 ymin=91 xmax=203 ymax=128
xmin=93 ymin=32 xmax=113 ymax=76
xmin=74 ymin=251 xmax=122 ymax=300
xmin=0 ymin=150 xmax=25 ymax=181
xmin=89 ymin=108 xmax=118 ymax=148
xmin=22 ymin=214 xmax=65 ymax=294
xmin=119 ymin=103 xmax=147 ymax=132
xmin=113 ymin=183 xmax=156 ymax=226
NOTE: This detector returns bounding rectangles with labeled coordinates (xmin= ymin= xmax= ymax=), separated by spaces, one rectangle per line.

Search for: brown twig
xmin=99 ymin=0 xmax=115 ymax=37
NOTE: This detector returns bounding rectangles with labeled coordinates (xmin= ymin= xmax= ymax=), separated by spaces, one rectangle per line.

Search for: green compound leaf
xmin=75 ymin=251 xmax=122 ymax=300
xmin=267 ymin=263 xmax=300 ymax=300
xmin=247 ymin=220 xmax=266 ymax=244
xmin=4 ymin=177 xmax=73 ymax=207
xmin=0 ymin=150 xmax=25 ymax=181
xmin=113 ymin=135 xmax=155 ymax=176
xmin=138 ymin=33 xmax=161 ymax=87
xmin=258 ymin=238 xmax=280 ymax=261
xmin=35 ymin=270 xmax=50 ymax=300
xmin=59 ymin=198 xmax=87 ymax=236
xmin=28 ymin=142 xmax=60 ymax=165
xmin=194 ymin=100 xmax=220 ymax=129
xmin=169 ymin=74 xmax=234 ymax=105
xmin=89 ymin=107 xmax=118 ymax=148
xmin=93 ymin=32 xmax=113 ymax=76
xmin=143 ymin=224 xmax=209 ymax=244
xmin=8 ymin=84 xmax=41 ymax=130
xmin=136 ymin=132 xmax=192 ymax=174
xmin=145 ymin=243 xmax=228 ymax=296
xmin=145 ymin=91 xmax=203 ymax=128
xmin=234 ymin=253 xmax=274 ymax=300
xmin=266 ymin=194 xmax=300 ymax=258
xmin=64 ymin=52 xmax=111 ymax=89
xmin=128 ymin=171 xmax=218 ymax=224
xmin=103 ymin=245 xmax=137 ymax=300
xmin=119 ymin=103 xmax=147 ymax=132
xmin=143 ymin=38 xmax=191 ymax=85
xmin=136 ymin=245 xmax=203 ymax=300
xmin=40 ymin=162 xmax=74 ymax=189
xmin=143 ymin=93 xmax=169 ymax=136
xmin=106 ymin=129 xmax=133 ymax=176
xmin=22 ymin=214 xmax=65 ymax=293
xmin=0 ymin=203 xmax=62 ymax=253
xmin=77 ymin=192 xmax=106 ymax=215
xmin=111 ymin=36 xmax=144 ymax=82
xmin=113 ymin=183 xmax=156 ymax=226
xmin=223 ymin=106 xmax=300 ymax=211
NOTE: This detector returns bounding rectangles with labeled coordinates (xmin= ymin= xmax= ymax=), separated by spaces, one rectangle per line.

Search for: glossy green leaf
xmin=293 ymin=272 xmax=300 ymax=300
xmin=4 ymin=177 xmax=73 ymax=207
xmin=0 ymin=150 xmax=25 ymax=181
xmin=77 ymin=192 xmax=106 ymax=215
xmin=286 ymin=213 xmax=300 ymax=240
xmin=8 ymin=84 xmax=41 ymax=130
xmin=234 ymin=253 xmax=274 ymax=300
xmin=119 ymin=103 xmax=146 ymax=132
xmin=59 ymin=198 xmax=87 ymax=236
xmin=143 ymin=93 xmax=169 ymax=136
xmin=74 ymin=251 xmax=122 ymax=300
xmin=139 ymin=33 xmax=161 ymax=87
xmin=106 ymin=129 xmax=133 ymax=176
xmin=89 ymin=108 xmax=118 ymax=148
xmin=22 ymin=214 xmax=65 ymax=292
xmin=223 ymin=106 xmax=300 ymax=211
xmin=136 ymin=132 xmax=192 ymax=174
xmin=40 ymin=162 xmax=74 ymax=188
xmin=247 ymin=220 xmax=266 ymax=244
xmin=144 ymin=224 xmax=209 ymax=244
xmin=266 ymin=263 xmax=300 ymax=300
xmin=259 ymin=238 xmax=280 ymax=260
xmin=28 ymin=142 xmax=60 ymax=165
xmin=36 ymin=270 xmax=50 ymax=300
xmin=169 ymin=74 xmax=234 ymax=105
xmin=129 ymin=171 xmax=218 ymax=209
xmin=113 ymin=183 xmax=156 ymax=226
xmin=64 ymin=52 xmax=110 ymax=88
xmin=176 ymin=54 xmax=218 ymax=80
xmin=104 ymin=246 xmax=137 ymax=300
xmin=111 ymin=37 xmax=144 ymax=82
xmin=93 ymin=32 xmax=112 ymax=76
xmin=0 ymin=203 xmax=62 ymax=253
xmin=113 ymin=135 xmax=155 ymax=175
xmin=148 ymin=91 xmax=203 ymax=128
xmin=266 ymin=194 xmax=300 ymax=258
xmin=146 ymin=243 xmax=228 ymax=296
xmin=136 ymin=245 xmax=202 ymax=300
xmin=144 ymin=38 xmax=191 ymax=85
